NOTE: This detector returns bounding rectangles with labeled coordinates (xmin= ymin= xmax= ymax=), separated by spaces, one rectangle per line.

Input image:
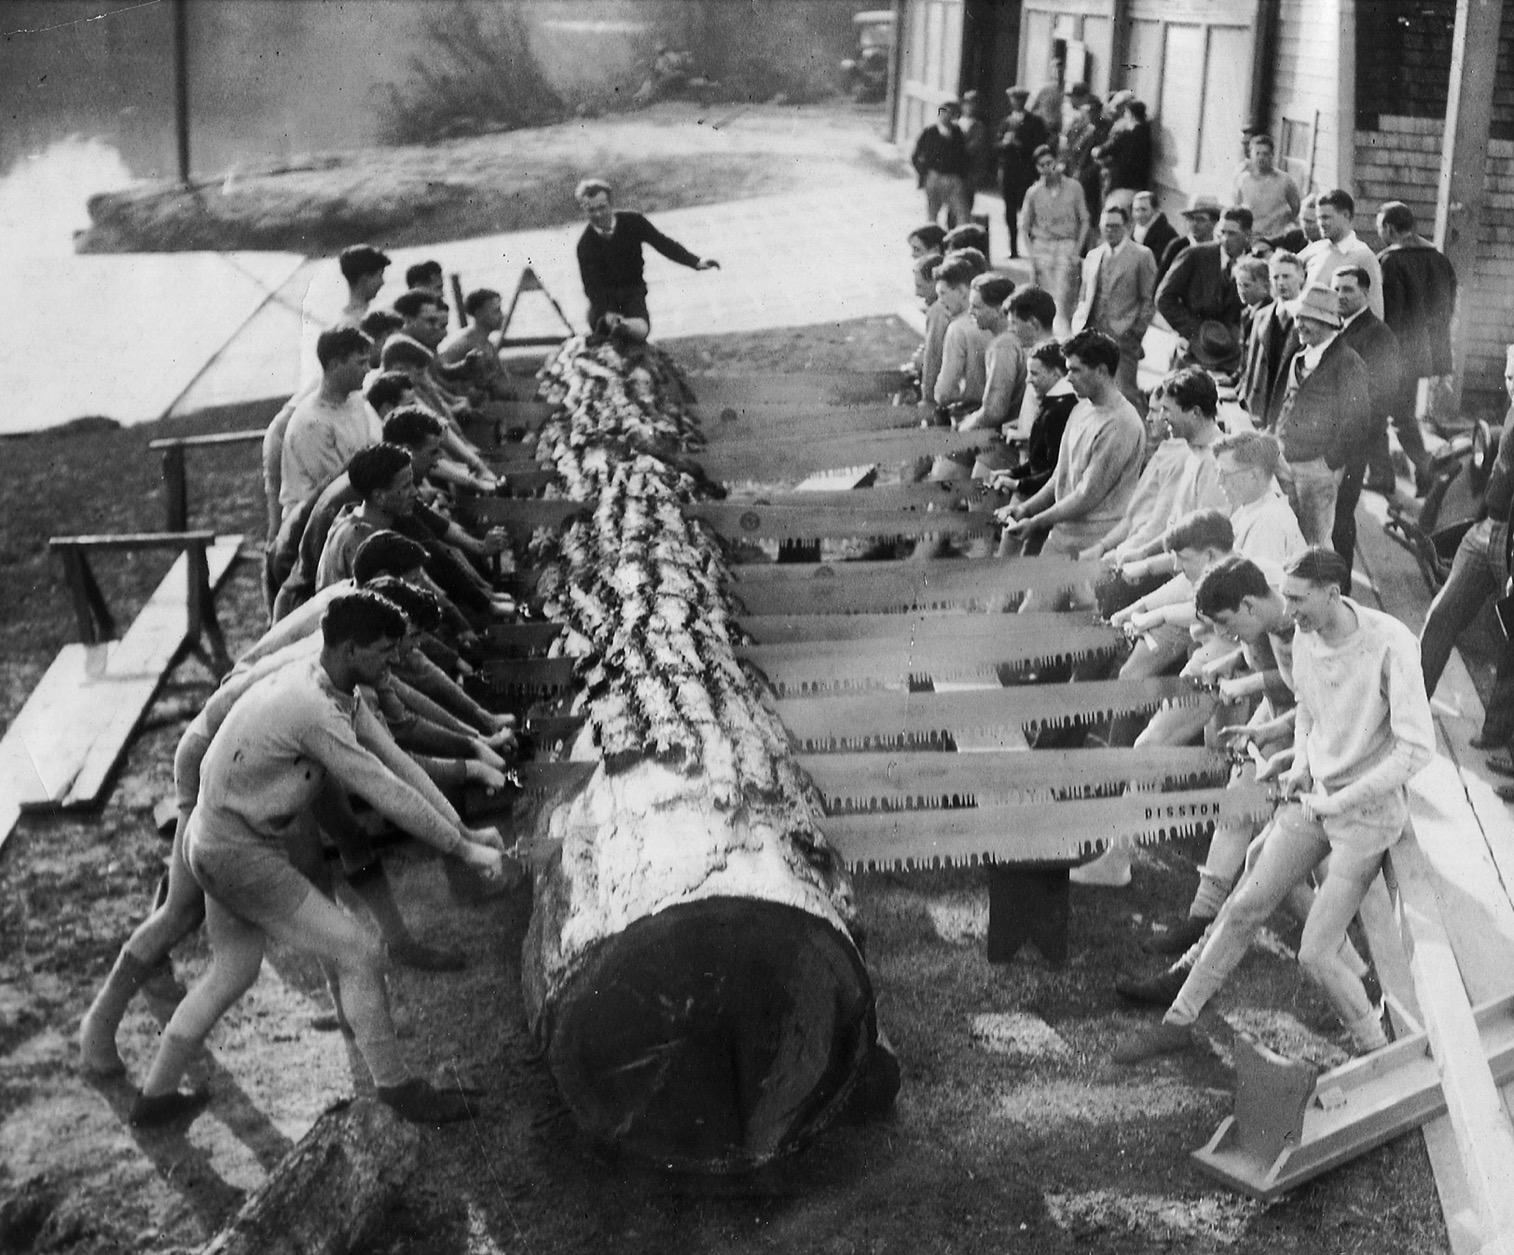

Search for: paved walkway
xmin=173 ymin=172 xmax=963 ymax=415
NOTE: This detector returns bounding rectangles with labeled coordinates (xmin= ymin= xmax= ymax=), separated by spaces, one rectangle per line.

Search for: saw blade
xmin=689 ymin=370 xmax=904 ymax=407
xmin=470 ymin=495 xmax=1000 ymax=544
xmin=688 ymin=500 xmax=999 ymax=544
xmin=484 ymin=440 xmax=540 ymax=466
xmin=695 ymin=426 xmax=998 ymax=483
xmin=482 ymin=657 xmax=579 ymax=694
xmin=724 ymin=482 xmax=994 ymax=510
xmin=775 ymin=678 xmax=1212 ymax=749
xmin=739 ymin=626 xmax=1123 ymax=692
xmin=725 ymin=556 xmax=1103 ymax=614
xmin=797 ymin=747 xmax=1231 ymax=809
xmin=524 ymin=713 xmax=587 ymax=749
xmin=467 ymin=498 xmax=588 ymax=535
xmin=498 ymin=468 xmax=559 ymax=496
xmin=820 ymin=782 xmax=1277 ymax=870
xmin=486 ymin=622 xmax=569 ymax=654
xmin=459 ymin=760 xmax=599 ymax=821
xmin=699 ymin=402 xmax=919 ymax=444
xmin=737 ymin=609 xmax=1095 ymax=645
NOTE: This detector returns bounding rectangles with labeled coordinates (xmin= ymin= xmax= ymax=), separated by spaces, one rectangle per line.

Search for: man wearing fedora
xmin=911 ymin=100 xmax=973 ymax=227
xmin=997 ymin=86 xmax=1051 ymax=259
xmin=1156 ymin=206 xmax=1253 ymax=376
xmin=1330 ymin=266 xmax=1400 ymax=571
xmin=1071 ymin=204 xmax=1158 ymax=412
xmin=1158 ymin=192 xmax=1222 ymax=286
xmin=1268 ymin=284 xmax=1373 ymax=549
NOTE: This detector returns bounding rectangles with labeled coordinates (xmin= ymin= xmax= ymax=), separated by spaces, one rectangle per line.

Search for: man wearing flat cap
xmin=997 ymin=86 xmax=1050 ymax=258
xmin=1267 ymin=283 xmax=1373 ymax=550
xmin=1156 ymin=205 xmax=1252 ymax=374
xmin=911 ymin=100 xmax=973 ymax=227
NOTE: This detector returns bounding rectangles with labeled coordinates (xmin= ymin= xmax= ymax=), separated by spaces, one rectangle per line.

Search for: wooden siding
xmin=1272 ymin=0 xmax=1340 ymax=188
xmin=895 ymin=0 xmax=967 ymax=146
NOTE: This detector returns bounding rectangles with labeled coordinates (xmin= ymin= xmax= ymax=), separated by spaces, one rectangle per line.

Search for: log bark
xmin=520 ymin=338 xmax=891 ymax=1172
xmin=522 ymin=757 xmax=880 ymax=1173
xmin=197 ymin=1098 xmax=419 ymax=1255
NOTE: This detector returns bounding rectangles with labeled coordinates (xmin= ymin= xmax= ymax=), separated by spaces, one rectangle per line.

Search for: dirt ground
xmin=0 ymin=314 xmax=1451 ymax=1254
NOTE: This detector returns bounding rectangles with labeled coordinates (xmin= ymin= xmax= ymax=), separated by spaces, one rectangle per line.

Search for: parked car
xmin=840 ymin=10 xmax=894 ymax=103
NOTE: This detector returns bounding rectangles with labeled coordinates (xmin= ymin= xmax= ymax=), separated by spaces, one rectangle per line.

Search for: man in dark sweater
xmin=911 ymin=101 xmax=973 ymax=227
xmin=1374 ymin=201 xmax=1459 ymax=492
xmin=1329 ymin=266 xmax=1399 ymax=571
xmin=574 ymin=178 xmax=719 ymax=344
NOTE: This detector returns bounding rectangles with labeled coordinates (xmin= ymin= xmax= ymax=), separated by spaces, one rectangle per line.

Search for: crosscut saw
xmin=797 ymin=746 xmax=1231 ymax=810
xmin=774 ymin=677 xmax=1212 ymax=749
xmin=460 ymin=761 xmax=599 ymax=821
xmin=687 ymin=370 xmax=904 ymax=408
xmin=468 ymin=495 xmax=1002 ymax=544
xmin=737 ymin=609 xmax=1094 ymax=645
xmin=737 ymin=625 xmax=1124 ymax=692
xmin=698 ymin=402 xmax=920 ymax=444
xmin=694 ymin=426 xmax=999 ymax=483
xmin=726 ymin=557 xmax=1103 ymax=615
xmin=817 ymin=782 xmax=1277 ymax=871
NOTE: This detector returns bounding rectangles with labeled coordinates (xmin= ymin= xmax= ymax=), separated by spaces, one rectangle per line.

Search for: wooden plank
xmin=61 ymin=536 xmax=242 ymax=808
xmin=1355 ymin=491 xmax=1514 ymax=1252
xmin=147 ymin=429 xmax=265 ymax=450
xmin=1390 ymin=825 xmax=1514 ymax=1252
xmin=50 ymin=530 xmax=218 ymax=552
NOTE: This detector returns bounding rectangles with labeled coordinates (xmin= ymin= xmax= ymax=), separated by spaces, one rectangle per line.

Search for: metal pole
xmin=174 ymin=0 xmax=190 ymax=184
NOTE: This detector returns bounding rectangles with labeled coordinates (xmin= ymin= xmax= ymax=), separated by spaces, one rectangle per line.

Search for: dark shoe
xmin=389 ymin=938 xmax=467 ymax=973
xmin=1115 ymin=965 xmax=1190 ymax=1007
xmin=129 ymin=1088 xmax=210 ymax=1128
xmin=1497 ymin=782 xmax=1514 ymax=804
xmin=1363 ymin=477 xmax=1397 ymax=496
xmin=1145 ymin=914 xmax=1212 ymax=955
xmin=1111 ymin=1021 xmax=1196 ymax=1065
xmin=1487 ymin=754 xmax=1514 ymax=780
xmin=378 ymin=1078 xmax=480 ymax=1125
xmin=1473 ymin=731 xmax=1512 ymax=751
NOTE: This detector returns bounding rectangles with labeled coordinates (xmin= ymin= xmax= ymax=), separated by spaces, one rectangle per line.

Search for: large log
xmin=523 ymin=337 xmax=890 ymax=1171
xmin=197 ymin=1098 xmax=419 ymax=1255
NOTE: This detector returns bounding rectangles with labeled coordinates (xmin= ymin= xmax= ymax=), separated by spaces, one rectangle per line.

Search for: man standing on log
xmin=1113 ymin=547 xmax=1434 ymax=1063
xmin=128 ymin=592 xmax=508 ymax=1128
xmin=574 ymin=178 xmax=719 ymax=345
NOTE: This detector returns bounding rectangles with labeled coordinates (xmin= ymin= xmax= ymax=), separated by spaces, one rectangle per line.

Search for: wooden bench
xmin=149 ymin=430 xmax=266 ymax=531
xmin=0 ymin=533 xmax=242 ymax=846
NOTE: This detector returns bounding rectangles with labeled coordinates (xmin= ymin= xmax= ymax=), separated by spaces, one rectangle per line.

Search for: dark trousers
xmin=1332 ymin=454 xmax=1367 ymax=577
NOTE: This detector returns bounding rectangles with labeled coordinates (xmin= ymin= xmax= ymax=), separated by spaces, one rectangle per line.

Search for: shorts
xmin=185 ymin=807 xmax=317 ymax=929
xmin=587 ymin=287 xmax=650 ymax=332
xmin=1274 ymin=789 xmax=1409 ymax=881
xmin=173 ymin=728 xmax=213 ymax=814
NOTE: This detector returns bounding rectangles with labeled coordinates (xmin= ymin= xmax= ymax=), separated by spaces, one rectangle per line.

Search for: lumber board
xmin=1354 ymin=494 xmax=1514 ymax=1251
xmin=0 ymin=537 xmax=241 ymax=832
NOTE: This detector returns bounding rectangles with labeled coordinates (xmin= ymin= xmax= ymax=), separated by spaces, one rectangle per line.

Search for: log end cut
xmin=546 ymin=895 xmax=877 ymax=1172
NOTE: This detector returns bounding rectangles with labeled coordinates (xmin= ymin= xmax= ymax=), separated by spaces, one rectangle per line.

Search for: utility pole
xmin=174 ymin=0 xmax=191 ymax=184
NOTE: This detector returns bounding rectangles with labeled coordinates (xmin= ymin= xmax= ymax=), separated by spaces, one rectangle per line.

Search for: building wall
xmin=895 ymin=0 xmax=968 ymax=145
xmin=1270 ymin=0 xmax=1342 ymax=191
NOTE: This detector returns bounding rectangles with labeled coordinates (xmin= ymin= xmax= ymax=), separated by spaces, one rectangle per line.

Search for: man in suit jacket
xmin=1072 ymin=204 xmax=1157 ymax=412
xmin=1158 ymin=193 xmax=1221 ymax=286
xmin=1130 ymin=192 xmax=1177 ymax=269
xmin=1268 ymin=284 xmax=1373 ymax=550
xmin=1156 ymin=206 xmax=1253 ymax=374
xmin=1243 ymin=251 xmax=1305 ymax=420
xmin=1330 ymin=266 xmax=1401 ymax=571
